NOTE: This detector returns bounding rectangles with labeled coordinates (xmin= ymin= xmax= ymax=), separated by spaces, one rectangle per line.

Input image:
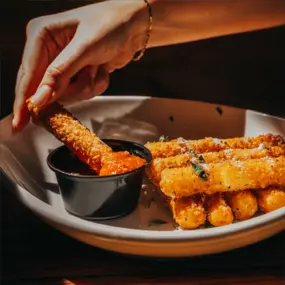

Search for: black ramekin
xmin=47 ymin=139 xmax=152 ymax=220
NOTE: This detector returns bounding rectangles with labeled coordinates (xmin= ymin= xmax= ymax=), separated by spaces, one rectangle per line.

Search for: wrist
xmin=127 ymin=0 xmax=158 ymax=55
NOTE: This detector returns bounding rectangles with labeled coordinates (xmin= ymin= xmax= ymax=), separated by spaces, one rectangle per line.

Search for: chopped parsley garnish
xmin=198 ymin=155 xmax=205 ymax=163
xmin=158 ymin=135 xmax=169 ymax=142
xmin=191 ymin=162 xmax=209 ymax=181
xmin=263 ymin=146 xmax=271 ymax=150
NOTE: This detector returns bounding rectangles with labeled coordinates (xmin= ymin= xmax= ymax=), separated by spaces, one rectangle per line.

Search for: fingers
xmin=92 ymin=65 xmax=110 ymax=96
xmin=59 ymin=66 xmax=95 ymax=104
xmin=13 ymin=66 xmax=30 ymax=132
xmin=29 ymin=34 xmax=90 ymax=108
xmin=13 ymin=14 xmax=69 ymax=131
xmin=13 ymin=19 xmax=132 ymax=133
xmin=13 ymin=22 xmax=49 ymax=132
xmin=104 ymin=51 xmax=132 ymax=73
xmin=72 ymin=65 xmax=109 ymax=101
xmin=59 ymin=65 xmax=109 ymax=104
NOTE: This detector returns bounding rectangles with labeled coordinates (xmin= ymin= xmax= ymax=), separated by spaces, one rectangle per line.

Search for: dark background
xmin=1 ymin=0 xmax=285 ymax=119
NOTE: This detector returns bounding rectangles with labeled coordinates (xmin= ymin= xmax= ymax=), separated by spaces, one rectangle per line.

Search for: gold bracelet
xmin=132 ymin=0 xmax=153 ymax=62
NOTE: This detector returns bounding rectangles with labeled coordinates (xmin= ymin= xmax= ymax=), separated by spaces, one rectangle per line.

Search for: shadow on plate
xmin=0 ymin=169 xmax=50 ymax=204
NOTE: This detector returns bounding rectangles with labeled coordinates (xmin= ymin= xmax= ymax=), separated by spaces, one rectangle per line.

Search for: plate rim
xmin=13 ymin=181 xmax=285 ymax=242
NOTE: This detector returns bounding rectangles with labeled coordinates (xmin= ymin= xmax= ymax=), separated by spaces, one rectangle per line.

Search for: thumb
xmin=30 ymin=37 xmax=89 ymax=107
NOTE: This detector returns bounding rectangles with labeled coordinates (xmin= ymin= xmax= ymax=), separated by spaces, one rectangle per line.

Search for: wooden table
xmin=1 ymin=185 xmax=285 ymax=285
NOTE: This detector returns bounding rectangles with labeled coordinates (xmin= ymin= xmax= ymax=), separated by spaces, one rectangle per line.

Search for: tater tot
xmin=226 ymin=190 xmax=258 ymax=220
xmin=206 ymin=193 xmax=234 ymax=226
xmin=170 ymin=195 xmax=207 ymax=229
xmin=257 ymin=188 xmax=285 ymax=213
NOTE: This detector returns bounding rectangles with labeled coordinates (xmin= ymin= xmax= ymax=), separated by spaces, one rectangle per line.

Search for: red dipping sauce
xmin=99 ymin=151 xmax=147 ymax=176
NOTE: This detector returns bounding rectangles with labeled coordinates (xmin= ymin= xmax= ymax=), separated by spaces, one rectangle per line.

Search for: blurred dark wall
xmin=1 ymin=1 xmax=285 ymax=119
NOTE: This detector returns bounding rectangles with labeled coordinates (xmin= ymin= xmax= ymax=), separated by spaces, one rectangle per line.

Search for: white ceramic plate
xmin=1 ymin=96 xmax=285 ymax=258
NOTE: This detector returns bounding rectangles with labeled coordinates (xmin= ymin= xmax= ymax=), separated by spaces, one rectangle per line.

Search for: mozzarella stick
xmin=147 ymin=146 xmax=285 ymax=185
xmin=27 ymin=101 xmax=147 ymax=176
xmin=170 ymin=195 xmax=207 ymax=229
xmin=160 ymin=156 xmax=285 ymax=197
xmin=206 ymin=193 xmax=234 ymax=226
xmin=256 ymin=188 xmax=285 ymax=213
xmin=145 ymin=134 xmax=285 ymax=159
xmin=27 ymin=100 xmax=113 ymax=173
xmin=225 ymin=190 xmax=258 ymax=220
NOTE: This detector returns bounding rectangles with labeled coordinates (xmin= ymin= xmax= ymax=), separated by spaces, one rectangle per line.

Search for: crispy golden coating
xmin=171 ymin=193 xmax=234 ymax=229
xmin=27 ymin=100 xmax=147 ymax=176
xmin=27 ymin=100 xmax=113 ymax=173
xmin=257 ymin=188 xmax=285 ymax=213
xmin=206 ymin=193 xmax=234 ymax=226
xmin=145 ymin=134 xmax=285 ymax=229
xmin=145 ymin=134 xmax=285 ymax=159
xmin=147 ymin=146 xmax=285 ymax=185
xmin=170 ymin=195 xmax=207 ymax=229
xmin=169 ymin=188 xmax=285 ymax=229
xmin=225 ymin=190 xmax=258 ymax=220
xmin=160 ymin=156 xmax=285 ymax=197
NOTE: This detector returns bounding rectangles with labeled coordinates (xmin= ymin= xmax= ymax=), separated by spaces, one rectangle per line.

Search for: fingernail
xmin=12 ymin=113 xmax=18 ymax=127
xmin=30 ymin=85 xmax=52 ymax=107
xmin=12 ymin=115 xmax=19 ymax=134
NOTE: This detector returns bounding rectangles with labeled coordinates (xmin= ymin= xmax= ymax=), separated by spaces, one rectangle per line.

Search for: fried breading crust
xmin=256 ymin=188 xmax=285 ymax=213
xmin=171 ymin=188 xmax=285 ymax=229
xmin=27 ymin=100 xmax=112 ymax=173
xmin=225 ymin=190 xmax=258 ymax=220
xmin=147 ymin=146 xmax=285 ymax=185
xmin=170 ymin=195 xmax=207 ymax=229
xmin=147 ymin=137 xmax=285 ymax=229
xmin=145 ymin=134 xmax=285 ymax=159
xmin=206 ymin=193 xmax=234 ymax=226
xmin=171 ymin=193 xmax=235 ymax=229
xmin=146 ymin=134 xmax=285 ymax=229
xmin=160 ymin=156 xmax=285 ymax=197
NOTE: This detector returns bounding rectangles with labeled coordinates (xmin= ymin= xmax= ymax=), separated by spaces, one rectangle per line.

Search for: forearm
xmin=139 ymin=0 xmax=285 ymax=47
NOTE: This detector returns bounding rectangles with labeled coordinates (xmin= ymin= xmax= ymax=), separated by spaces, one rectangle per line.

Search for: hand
xmin=13 ymin=0 xmax=149 ymax=132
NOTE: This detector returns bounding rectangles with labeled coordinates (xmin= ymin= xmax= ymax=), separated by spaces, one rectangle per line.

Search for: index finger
xmin=13 ymin=27 xmax=49 ymax=132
